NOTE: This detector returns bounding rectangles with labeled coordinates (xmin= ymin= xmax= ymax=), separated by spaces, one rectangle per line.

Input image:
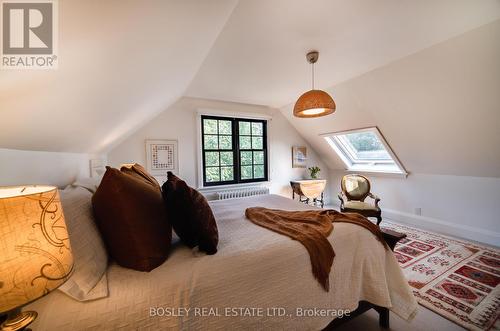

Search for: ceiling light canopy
xmin=294 ymin=51 xmax=336 ymax=118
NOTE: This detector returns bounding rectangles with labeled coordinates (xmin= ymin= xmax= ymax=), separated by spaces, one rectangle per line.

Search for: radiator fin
xmin=216 ymin=187 xmax=269 ymax=200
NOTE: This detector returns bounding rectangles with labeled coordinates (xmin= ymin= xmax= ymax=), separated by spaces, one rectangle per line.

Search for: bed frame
xmin=323 ymin=228 xmax=406 ymax=330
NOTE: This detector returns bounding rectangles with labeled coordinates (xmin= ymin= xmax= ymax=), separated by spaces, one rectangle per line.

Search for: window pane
xmin=343 ymin=132 xmax=391 ymax=160
xmin=202 ymin=116 xmax=268 ymax=185
xmin=204 ymin=119 xmax=218 ymax=134
xmin=220 ymin=152 xmax=233 ymax=165
xmin=241 ymin=165 xmax=253 ymax=180
xmin=253 ymin=151 xmax=264 ymax=164
xmin=239 ymin=136 xmax=251 ymax=149
xmin=219 ymin=135 xmax=232 ymax=149
xmin=206 ymin=167 xmax=220 ymax=182
xmin=253 ymin=165 xmax=264 ymax=178
xmin=240 ymin=151 xmax=252 ymax=165
xmin=221 ymin=166 xmax=234 ymax=181
xmin=252 ymin=136 xmax=263 ymax=149
xmin=205 ymin=152 xmax=219 ymax=166
xmin=219 ymin=120 xmax=232 ymax=134
xmin=239 ymin=121 xmax=251 ymax=135
xmin=251 ymin=122 xmax=263 ymax=136
xmin=204 ymin=135 xmax=218 ymax=149
xmin=323 ymin=127 xmax=406 ymax=175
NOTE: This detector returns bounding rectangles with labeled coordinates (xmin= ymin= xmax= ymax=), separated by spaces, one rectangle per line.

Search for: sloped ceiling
xmin=186 ymin=0 xmax=500 ymax=107
xmin=280 ymin=20 xmax=500 ymax=178
xmin=1 ymin=0 xmax=499 ymax=175
xmin=0 ymin=0 xmax=238 ymax=153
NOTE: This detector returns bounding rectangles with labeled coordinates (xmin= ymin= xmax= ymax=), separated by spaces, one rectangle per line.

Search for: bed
xmin=26 ymin=194 xmax=417 ymax=330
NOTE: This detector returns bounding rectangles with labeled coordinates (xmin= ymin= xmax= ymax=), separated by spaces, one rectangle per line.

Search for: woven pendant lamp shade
xmin=294 ymin=50 xmax=336 ymax=118
xmin=293 ymin=89 xmax=336 ymax=118
xmin=0 ymin=186 xmax=73 ymax=314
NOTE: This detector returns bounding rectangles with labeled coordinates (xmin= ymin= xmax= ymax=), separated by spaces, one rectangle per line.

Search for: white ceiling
xmin=0 ymin=0 xmax=238 ymax=153
xmin=186 ymin=0 xmax=500 ymax=107
xmin=1 ymin=0 xmax=499 ymax=155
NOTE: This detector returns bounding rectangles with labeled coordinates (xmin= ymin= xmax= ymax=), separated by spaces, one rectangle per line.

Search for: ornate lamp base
xmin=1 ymin=311 xmax=37 ymax=331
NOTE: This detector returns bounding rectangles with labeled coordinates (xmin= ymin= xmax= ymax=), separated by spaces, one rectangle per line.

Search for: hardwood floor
xmin=335 ymin=305 xmax=465 ymax=331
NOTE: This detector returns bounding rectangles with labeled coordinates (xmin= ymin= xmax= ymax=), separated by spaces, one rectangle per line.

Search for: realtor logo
xmin=1 ymin=0 xmax=58 ymax=69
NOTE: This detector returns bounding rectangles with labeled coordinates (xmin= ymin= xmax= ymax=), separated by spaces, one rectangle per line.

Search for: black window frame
xmin=201 ymin=115 xmax=268 ymax=187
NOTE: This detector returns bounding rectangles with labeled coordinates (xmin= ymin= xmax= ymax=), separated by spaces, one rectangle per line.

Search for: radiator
xmin=216 ymin=187 xmax=269 ymax=200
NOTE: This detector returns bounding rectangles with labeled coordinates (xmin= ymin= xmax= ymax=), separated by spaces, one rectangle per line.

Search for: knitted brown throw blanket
xmin=245 ymin=208 xmax=388 ymax=291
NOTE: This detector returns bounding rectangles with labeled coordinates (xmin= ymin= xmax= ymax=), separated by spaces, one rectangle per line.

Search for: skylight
xmin=322 ymin=127 xmax=407 ymax=175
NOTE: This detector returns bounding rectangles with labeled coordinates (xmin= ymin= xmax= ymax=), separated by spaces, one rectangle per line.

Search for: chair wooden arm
xmin=368 ymin=192 xmax=380 ymax=208
xmin=337 ymin=192 xmax=345 ymax=208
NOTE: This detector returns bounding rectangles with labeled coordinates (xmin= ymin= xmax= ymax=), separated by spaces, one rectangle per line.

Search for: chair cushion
xmin=342 ymin=175 xmax=370 ymax=200
xmin=344 ymin=201 xmax=378 ymax=211
xmin=161 ymin=172 xmax=218 ymax=254
xmin=92 ymin=167 xmax=171 ymax=271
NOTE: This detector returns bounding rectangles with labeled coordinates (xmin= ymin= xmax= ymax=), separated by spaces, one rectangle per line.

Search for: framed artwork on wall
xmin=292 ymin=146 xmax=307 ymax=168
xmin=145 ymin=139 xmax=179 ymax=176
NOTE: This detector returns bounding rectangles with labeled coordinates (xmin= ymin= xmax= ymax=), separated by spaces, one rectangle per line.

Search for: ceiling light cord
xmin=311 ymin=62 xmax=315 ymax=90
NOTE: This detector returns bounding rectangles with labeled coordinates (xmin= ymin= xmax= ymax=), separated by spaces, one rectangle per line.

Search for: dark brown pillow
xmin=120 ymin=163 xmax=160 ymax=188
xmin=161 ymin=172 xmax=218 ymax=254
xmin=92 ymin=167 xmax=171 ymax=271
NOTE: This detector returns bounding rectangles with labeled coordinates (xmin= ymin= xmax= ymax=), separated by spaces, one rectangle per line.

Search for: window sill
xmin=345 ymin=169 xmax=408 ymax=179
xmin=197 ymin=181 xmax=270 ymax=192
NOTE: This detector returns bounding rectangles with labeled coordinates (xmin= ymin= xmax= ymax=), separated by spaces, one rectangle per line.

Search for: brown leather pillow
xmin=120 ymin=163 xmax=159 ymax=188
xmin=161 ymin=172 xmax=218 ymax=254
xmin=92 ymin=167 xmax=171 ymax=271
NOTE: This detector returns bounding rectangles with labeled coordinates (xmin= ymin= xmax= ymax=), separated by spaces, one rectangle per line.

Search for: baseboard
xmin=330 ymin=203 xmax=500 ymax=247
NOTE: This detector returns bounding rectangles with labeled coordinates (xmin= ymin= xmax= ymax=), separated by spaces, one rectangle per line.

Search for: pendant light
xmin=293 ymin=51 xmax=336 ymax=118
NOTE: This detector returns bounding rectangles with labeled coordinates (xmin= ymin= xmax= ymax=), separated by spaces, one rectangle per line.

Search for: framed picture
xmin=292 ymin=146 xmax=307 ymax=168
xmin=145 ymin=140 xmax=179 ymax=176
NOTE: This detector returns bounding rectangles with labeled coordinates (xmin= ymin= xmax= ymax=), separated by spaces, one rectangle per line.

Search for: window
xmin=323 ymin=127 xmax=407 ymax=175
xmin=201 ymin=115 xmax=268 ymax=186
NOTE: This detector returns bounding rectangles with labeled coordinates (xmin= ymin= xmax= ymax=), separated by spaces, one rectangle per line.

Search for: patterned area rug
xmin=382 ymin=221 xmax=500 ymax=330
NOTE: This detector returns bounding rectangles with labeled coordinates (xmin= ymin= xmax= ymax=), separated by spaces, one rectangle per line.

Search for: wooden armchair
xmin=338 ymin=174 xmax=382 ymax=225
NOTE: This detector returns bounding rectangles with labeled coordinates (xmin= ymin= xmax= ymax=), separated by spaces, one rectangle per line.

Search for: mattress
xmin=27 ymin=194 xmax=417 ymax=330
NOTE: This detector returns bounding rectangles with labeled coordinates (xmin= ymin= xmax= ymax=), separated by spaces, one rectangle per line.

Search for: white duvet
xmin=27 ymin=194 xmax=417 ymax=330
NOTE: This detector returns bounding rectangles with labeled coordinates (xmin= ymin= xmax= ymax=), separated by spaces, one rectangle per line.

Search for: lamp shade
xmin=0 ymin=186 xmax=73 ymax=313
xmin=293 ymin=89 xmax=336 ymax=118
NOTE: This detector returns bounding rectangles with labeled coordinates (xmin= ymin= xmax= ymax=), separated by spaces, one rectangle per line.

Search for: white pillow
xmin=71 ymin=176 xmax=102 ymax=194
xmin=58 ymin=186 xmax=109 ymax=301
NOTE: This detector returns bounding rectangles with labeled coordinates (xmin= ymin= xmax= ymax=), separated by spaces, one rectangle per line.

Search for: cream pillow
xmin=71 ymin=176 xmax=102 ymax=194
xmin=58 ymin=186 xmax=109 ymax=301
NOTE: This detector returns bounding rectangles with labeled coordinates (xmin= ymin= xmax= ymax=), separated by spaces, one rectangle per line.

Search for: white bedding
xmin=27 ymin=194 xmax=417 ymax=330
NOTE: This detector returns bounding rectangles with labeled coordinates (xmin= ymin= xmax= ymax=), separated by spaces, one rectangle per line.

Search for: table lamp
xmin=0 ymin=186 xmax=73 ymax=331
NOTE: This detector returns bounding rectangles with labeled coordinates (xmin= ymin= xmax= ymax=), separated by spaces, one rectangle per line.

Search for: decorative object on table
xmin=293 ymin=50 xmax=336 ymax=118
xmin=290 ymin=179 xmax=327 ymax=208
xmin=145 ymin=139 xmax=179 ymax=176
xmin=308 ymin=166 xmax=321 ymax=179
xmin=338 ymin=174 xmax=382 ymax=225
xmin=383 ymin=220 xmax=500 ymax=331
xmin=291 ymin=146 xmax=307 ymax=168
xmin=0 ymin=185 xmax=73 ymax=331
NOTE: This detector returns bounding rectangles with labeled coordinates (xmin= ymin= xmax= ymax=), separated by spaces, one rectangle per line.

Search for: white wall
xmin=329 ymin=171 xmax=500 ymax=246
xmin=280 ymin=21 xmax=500 ymax=246
xmin=108 ymin=97 xmax=330 ymax=201
xmin=0 ymin=148 xmax=92 ymax=188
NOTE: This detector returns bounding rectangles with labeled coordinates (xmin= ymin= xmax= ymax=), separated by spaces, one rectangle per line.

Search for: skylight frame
xmin=321 ymin=127 xmax=408 ymax=176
